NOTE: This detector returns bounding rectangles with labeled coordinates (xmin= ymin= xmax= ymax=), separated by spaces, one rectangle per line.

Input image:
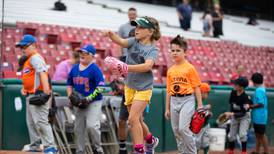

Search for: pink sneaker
xmin=145 ymin=137 xmax=159 ymax=154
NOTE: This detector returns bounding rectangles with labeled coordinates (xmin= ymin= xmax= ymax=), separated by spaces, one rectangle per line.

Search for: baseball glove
xmin=29 ymin=93 xmax=51 ymax=106
xmin=104 ymin=56 xmax=128 ymax=77
xmin=190 ymin=109 xmax=208 ymax=134
xmin=216 ymin=113 xmax=230 ymax=125
xmin=69 ymin=91 xmax=89 ymax=109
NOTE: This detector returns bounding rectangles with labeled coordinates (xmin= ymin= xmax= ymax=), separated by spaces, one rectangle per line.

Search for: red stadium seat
xmin=23 ymin=28 xmax=37 ymax=36
xmin=1 ymin=22 xmax=272 ymax=86
xmin=1 ymin=62 xmax=13 ymax=71
xmin=47 ymin=34 xmax=59 ymax=44
xmin=153 ymin=69 xmax=162 ymax=84
xmin=3 ymin=71 xmax=21 ymax=78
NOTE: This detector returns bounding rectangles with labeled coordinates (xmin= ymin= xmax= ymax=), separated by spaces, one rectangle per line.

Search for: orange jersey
xmin=22 ymin=53 xmax=47 ymax=94
xmin=167 ymin=61 xmax=201 ymax=95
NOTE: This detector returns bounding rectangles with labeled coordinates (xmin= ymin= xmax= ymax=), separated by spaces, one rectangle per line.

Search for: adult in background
xmin=117 ymin=7 xmax=136 ymax=154
xmin=52 ymin=50 xmax=79 ymax=81
xmin=211 ymin=3 xmax=224 ymax=38
xmin=177 ymin=0 xmax=192 ymax=31
xmin=53 ymin=0 xmax=67 ymax=11
xmin=201 ymin=9 xmax=213 ymax=37
xmin=230 ymin=65 xmax=245 ymax=83
xmin=118 ymin=7 xmax=137 ymax=56
xmin=16 ymin=34 xmax=57 ymax=154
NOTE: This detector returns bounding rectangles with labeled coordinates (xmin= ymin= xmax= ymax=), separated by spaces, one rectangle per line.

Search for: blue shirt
xmin=252 ymin=87 xmax=268 ymax=124
xmin=67 ymin=63 xmax=105 ymax=101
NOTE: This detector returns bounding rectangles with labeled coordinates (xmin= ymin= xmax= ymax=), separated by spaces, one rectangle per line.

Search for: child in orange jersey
xmin=165 ymin=35 xmax=203 ymax=154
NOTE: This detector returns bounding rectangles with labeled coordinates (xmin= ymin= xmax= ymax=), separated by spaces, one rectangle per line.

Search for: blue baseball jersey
xmin=67 ymin=63 xmax=105 ymax=101
xmin=252 ymin=87 xmax=268 ymax=124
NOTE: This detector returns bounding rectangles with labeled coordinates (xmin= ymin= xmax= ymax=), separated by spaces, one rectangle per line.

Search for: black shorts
xmin=119 ymin=95 xmax=128 ymax=120
xmin=253 ymin=123 xmax=266 ymax=135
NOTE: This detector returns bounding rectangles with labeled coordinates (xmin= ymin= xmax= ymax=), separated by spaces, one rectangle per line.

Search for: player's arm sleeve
xmin=30 ymin=55 xmax=48 ymax=73
xmin=93 ymin=66 xmax=105 ymax=87
xmin=67 ymin=69 xmax=74 ymax=86
xmin=126 ymin=37 xmax=136 ymax=49
xmin=188 ymin=66 xmax=201 ymax=88
xmin=145 ymin=48 xmax=158 ymax=62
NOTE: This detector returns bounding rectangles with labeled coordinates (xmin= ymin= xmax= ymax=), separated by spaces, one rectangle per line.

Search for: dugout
xmin=0 ymin=79 xmax=274 ymax=152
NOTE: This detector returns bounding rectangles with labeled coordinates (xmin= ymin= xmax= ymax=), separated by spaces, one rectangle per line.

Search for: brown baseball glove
xmin=216 ymin=113 xmax=230 ymax=125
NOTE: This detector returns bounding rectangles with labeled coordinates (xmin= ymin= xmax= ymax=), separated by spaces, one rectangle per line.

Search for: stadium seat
xmin=2 ymin=71 xmax=21 ymax=78
xmin=23 ymin=28 xmax=37 ymax=36
xmin=47 ymin=34 xmax=59 ymax=44
xmin=2 ymin=23 xmax=273 ymax=86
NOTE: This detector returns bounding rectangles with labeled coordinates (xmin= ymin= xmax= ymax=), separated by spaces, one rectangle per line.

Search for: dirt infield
xmin=0 ymin=151 xmax=43 ymax=154
xmin=157 ymin=147 xmax=274 ymax=154
xmin=1 ymin=149 xmax=274 ymax=154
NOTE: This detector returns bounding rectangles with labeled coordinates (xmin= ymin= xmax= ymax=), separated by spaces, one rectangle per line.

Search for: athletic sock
xmin=134 ymin=144 xmax=144 ymax=153
xmin=204 ymin=146 xmax=209 ymax=154
xmin=241 ymin=141 xmax=247 ymax=152
xmin=229 ymin=141 xmax=235 ymax=151
xmin=119 ymin=140 xmax=126 ymax=150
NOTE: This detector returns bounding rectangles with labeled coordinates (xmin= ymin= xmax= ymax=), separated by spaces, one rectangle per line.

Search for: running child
xmin=103 ymin=16 xmax=161 ymax=154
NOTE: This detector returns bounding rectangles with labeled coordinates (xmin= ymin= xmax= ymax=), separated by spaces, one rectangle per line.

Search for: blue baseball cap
xmin=16 ymin=34 xmax=37 ymax=47
xmin=77 ymin=44 xmax=96 ymax=55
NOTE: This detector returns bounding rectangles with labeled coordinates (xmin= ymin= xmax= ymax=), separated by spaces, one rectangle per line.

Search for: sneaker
xmin=22 ymin=141 xmax=43 ymax=152
xmin=145 ymin=137 xmax=159 ymax=154
xmin=92 ymin=148 xmax=104 ymax=154
xmin=44 ymin=147 xmax=58 ymax=154
xmin=119 ymin=148 xmax=127 ymax=154
xmin=133 ymin=151 xmax=144 ymax=154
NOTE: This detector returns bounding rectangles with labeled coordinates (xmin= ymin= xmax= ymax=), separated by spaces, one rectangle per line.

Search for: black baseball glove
xmin=29 ymin=93 xmax=51 ymax=106
xmin=68 ymin=91 xmax=89 ymax=109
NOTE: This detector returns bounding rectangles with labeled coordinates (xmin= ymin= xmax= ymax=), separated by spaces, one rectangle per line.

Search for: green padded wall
xmin=1 ymin=79 xmax=274 ymax=151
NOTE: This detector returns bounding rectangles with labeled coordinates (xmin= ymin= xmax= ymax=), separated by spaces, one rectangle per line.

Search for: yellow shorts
xmin=124 ymin=85 xmax=153 ymax=106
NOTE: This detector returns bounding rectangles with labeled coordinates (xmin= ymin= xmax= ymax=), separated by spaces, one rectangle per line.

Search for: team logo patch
xmin=173 ymin=85 xmax=180 ymax=92
xmin=23 ymin=68 xmax=30 ymax=74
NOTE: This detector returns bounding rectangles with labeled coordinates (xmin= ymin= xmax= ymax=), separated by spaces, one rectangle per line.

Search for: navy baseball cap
xmin=234 ymin=77 xmax=249 ymax=88
xmin=131 ymin=17 xmax=154 ymax=29
xmin=16 ymin=34 xmax=36 ymax=47
xmin=77 ymin=44 xmax=96 ymax=55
